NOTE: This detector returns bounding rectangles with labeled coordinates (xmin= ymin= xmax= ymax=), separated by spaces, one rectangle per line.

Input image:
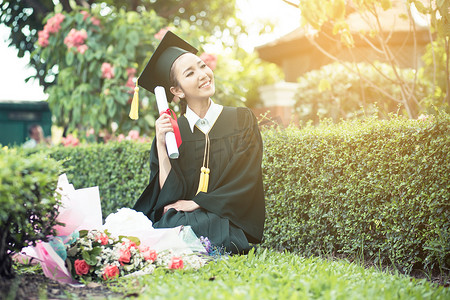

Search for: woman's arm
xmin=163 ymin=200 xmax=200 ymax=214
xmin=155 ymin=114 xmax=174 ymax=188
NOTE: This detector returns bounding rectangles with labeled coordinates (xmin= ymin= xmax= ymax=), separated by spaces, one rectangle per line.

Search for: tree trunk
xmin=0 ymin=224 xmax=14 ymax=279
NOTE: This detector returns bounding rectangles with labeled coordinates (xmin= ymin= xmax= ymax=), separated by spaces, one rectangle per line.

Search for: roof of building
xmin=257 ymin=1 xmax=430 ymax=63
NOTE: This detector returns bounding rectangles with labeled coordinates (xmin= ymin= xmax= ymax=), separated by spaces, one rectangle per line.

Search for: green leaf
xmin=108 ymin=102 xmax=117 ymax=118
xmin=81 ymin=251 xmax=95 ymax=265
xmin=99 ymin=114 xmax=107 ymax=125
xmin=144 ymin=114 xmax=155 ymax=127
xmin=66 ymin=50 xmax=74 ymax=65
xmin=120 ymin=236 xmax=141 ymax=246
xmin=54 ymin=3 xmax=63 ymax=13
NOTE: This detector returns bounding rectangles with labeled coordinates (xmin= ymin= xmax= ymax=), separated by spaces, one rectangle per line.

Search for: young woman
xmin=133 ymin=31 xmax=265 ymax=254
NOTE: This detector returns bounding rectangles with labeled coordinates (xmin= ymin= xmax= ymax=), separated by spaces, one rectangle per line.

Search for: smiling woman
xmin=132 ymin=31 xmax=265 ymax=254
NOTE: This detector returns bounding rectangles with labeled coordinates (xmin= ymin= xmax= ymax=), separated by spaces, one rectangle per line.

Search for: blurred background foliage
xmin=0 ymin=0 xmax=448 ymax=140
xmin=294 ymin=0 xmax=449 ymax=119
xmin=294 ymin=61 xmax=432 ymax=124
xmin=0 ymin=0 xmax=282 ymax=137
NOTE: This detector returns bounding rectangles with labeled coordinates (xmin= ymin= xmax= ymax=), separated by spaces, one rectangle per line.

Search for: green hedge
xmin=262 ymin=113 xmax=449 ymax=273
xmin=26 ymin=113 xmax=449 ymax=274
xmin=45 ymin=141 xmax=151 ymax=217
xmin=0 ymin=148 xmax=63 ymax=277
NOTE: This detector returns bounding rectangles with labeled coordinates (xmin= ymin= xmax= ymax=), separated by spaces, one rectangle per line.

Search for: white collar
xmin=185 ymin=99 xmax=223 ymax=133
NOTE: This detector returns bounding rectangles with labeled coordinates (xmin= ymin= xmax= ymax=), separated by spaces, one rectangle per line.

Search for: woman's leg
xmin=154 ymin=208 xmax=250 ymax=254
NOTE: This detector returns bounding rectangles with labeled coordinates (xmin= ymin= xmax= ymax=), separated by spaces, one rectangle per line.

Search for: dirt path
xmin=0 ymin=273 xmax=124 ymax=299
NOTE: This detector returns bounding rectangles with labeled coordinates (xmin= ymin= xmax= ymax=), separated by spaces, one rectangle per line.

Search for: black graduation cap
xmin=139 ymin=31 xmax=198 ymax=98
xmin=129 ymin=31 xmax=198 ymax=119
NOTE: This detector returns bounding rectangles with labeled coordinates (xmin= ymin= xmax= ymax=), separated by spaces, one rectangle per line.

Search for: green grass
xmin=109 ymin=249 xmax=450 ymax=299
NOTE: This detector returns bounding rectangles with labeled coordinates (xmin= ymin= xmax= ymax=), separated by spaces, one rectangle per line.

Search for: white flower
xmin=102 ymin=208 xmax=153 ymax=239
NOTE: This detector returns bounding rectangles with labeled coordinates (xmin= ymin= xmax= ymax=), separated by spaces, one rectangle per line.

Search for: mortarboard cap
xmin=129 ymin=31 xmax=198 ymax=120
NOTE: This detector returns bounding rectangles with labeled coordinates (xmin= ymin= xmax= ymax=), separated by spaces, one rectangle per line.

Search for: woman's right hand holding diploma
xmin=155 ymin=113 xmax=173 ymax=188
xmin=155 ymin=113 xmax=174 ymax=146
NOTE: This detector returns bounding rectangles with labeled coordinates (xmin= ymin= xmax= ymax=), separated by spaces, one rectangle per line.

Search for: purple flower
xmin=199 ymin=236 xmax=212 ymax=253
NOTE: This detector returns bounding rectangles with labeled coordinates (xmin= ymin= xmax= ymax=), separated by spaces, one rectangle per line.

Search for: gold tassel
xmin=196 ymin=134 xmax=210 ymax=195
xmin=196 ymin=167 xmax=210 ymax=194
xmin=129 ymin=80 xmax=139 ymax=120
xmin=202 ymin=167 xmax=210 ymax=192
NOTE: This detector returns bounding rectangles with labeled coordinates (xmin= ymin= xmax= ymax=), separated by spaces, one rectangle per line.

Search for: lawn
xmin=107 ymin=249 xmax=449 ymax=300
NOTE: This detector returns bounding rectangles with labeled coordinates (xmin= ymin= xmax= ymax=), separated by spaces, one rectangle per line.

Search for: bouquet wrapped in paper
xmin=18 ymin=174 xmax=208 ymax=283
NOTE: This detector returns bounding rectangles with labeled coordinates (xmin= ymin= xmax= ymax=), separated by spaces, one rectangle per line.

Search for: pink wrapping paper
xmin=53 ymin=174 xmax=102 ymax=235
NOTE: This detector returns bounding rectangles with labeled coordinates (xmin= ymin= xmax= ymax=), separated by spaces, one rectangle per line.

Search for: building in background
xmin=255 ymin=1 xmax=431 ymax=126
xmin=0 ymin=100 xmax=51 ymax=147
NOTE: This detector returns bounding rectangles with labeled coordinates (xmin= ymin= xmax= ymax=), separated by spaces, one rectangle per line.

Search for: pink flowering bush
xmin=80 ymin=11 xmax=101 ymax=27
xmin=61 ymin=134 xmax=79 ymax=147
xmin=38 ymin=30 xmax=50 ymax=47
xmin=64 ymin=28 xmax=88 ymax=53
xmin=200 ymin=53 xmax=218 ymax=71
xmin=101 ymin=62 xmax=115 ymax=79
xmin=154 ymin=27 xmax=174 ymax=40
xmin=113 ymin=130 xmax=150 ymax=143
xmin=126 ymin=67 xmax=136 ymax=89
xmin=34 ymin=8 xmax=178 ymax=136
xmin=45 ymin=13 xmax=65 ymax=33
xmin=38 ymin=13 xmax=65 ymax=47
xmin=34 ymin=7 xmax=262 ymax=137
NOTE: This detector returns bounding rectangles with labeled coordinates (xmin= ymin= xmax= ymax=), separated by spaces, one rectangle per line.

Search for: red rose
xmin=97 ymin=233 xmax=109 ymax=245
xmin=103 ymin=265 xmax=119 ymax=280
xmin=74 ymin=259 xmax=90 ymax=275
xmin=140 ymin=246 xmax=157 ymax=262
xmin=122 ymin=240 xmax=137 ymax=250
xmin=168 ymin=256 xmax=183 ymax=269
xmin=118 ymin=249 xmax=131 ymax=265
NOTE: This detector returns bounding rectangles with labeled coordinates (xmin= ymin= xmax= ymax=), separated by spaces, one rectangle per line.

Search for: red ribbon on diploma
xmin=160 ymin=108 xmax=182 ymax=148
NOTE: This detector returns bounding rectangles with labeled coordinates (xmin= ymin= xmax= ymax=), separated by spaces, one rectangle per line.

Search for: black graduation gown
xmin=133 ymin=106 xmax=265 ymax=253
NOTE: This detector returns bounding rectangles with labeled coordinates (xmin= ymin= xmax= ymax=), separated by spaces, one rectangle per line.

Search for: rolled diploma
xmin=155 ymin=86 xmax=179 ymax=159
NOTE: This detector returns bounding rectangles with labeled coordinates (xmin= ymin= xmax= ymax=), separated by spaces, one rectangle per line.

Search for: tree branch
xmin=281 ymin=0 xmax=299 ymax=8
xmin=60 ymin=0 xmax=74 ymax=13
xmin=22 ymin=0 xmax=51 ymax=16
xmin=371 ymin=3 xmax=419 ymax=117
xmin=305 ymin=34 xmax=404 ymax=104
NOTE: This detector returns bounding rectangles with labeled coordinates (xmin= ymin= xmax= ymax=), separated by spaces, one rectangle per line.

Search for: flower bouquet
xmin=18 ymin=174 xmax=209 ymax=283
xmin=61 ymin=228 xmax=206 ymax=282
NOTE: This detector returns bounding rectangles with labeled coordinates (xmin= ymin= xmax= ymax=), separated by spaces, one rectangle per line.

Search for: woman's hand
xmin=155 ymin=113 xmax=174 ymax=145
xmin=163 ymin=200 xmax=200 ymax=214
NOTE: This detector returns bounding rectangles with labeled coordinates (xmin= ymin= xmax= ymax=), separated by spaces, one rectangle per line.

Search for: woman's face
xmin=170 ymin=53 xmax=215 ymax=102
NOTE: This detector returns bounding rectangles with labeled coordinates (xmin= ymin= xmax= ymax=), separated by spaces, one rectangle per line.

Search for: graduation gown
xmin=133 ymin=106 xmax=265 ymax=253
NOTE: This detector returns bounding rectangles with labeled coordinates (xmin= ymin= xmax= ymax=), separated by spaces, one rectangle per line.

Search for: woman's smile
xmin=199 ymin=80 xmax=212 ymax=89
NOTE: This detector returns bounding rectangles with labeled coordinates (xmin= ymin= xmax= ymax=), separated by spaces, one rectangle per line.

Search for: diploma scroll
xmin=155 ymin=86 xmax=179 ymax=159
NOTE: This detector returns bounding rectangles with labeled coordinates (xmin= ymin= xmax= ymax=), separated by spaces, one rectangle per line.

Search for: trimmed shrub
xmin=45 ymin=141 xmax=151 ymax=217
xmin=262 ymin=113 xmax=449 ymax=273
xmin=0 ymin=148 xmax=63 ymax=278
xmin=27 ymin=113 xmax=449 ymax=274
